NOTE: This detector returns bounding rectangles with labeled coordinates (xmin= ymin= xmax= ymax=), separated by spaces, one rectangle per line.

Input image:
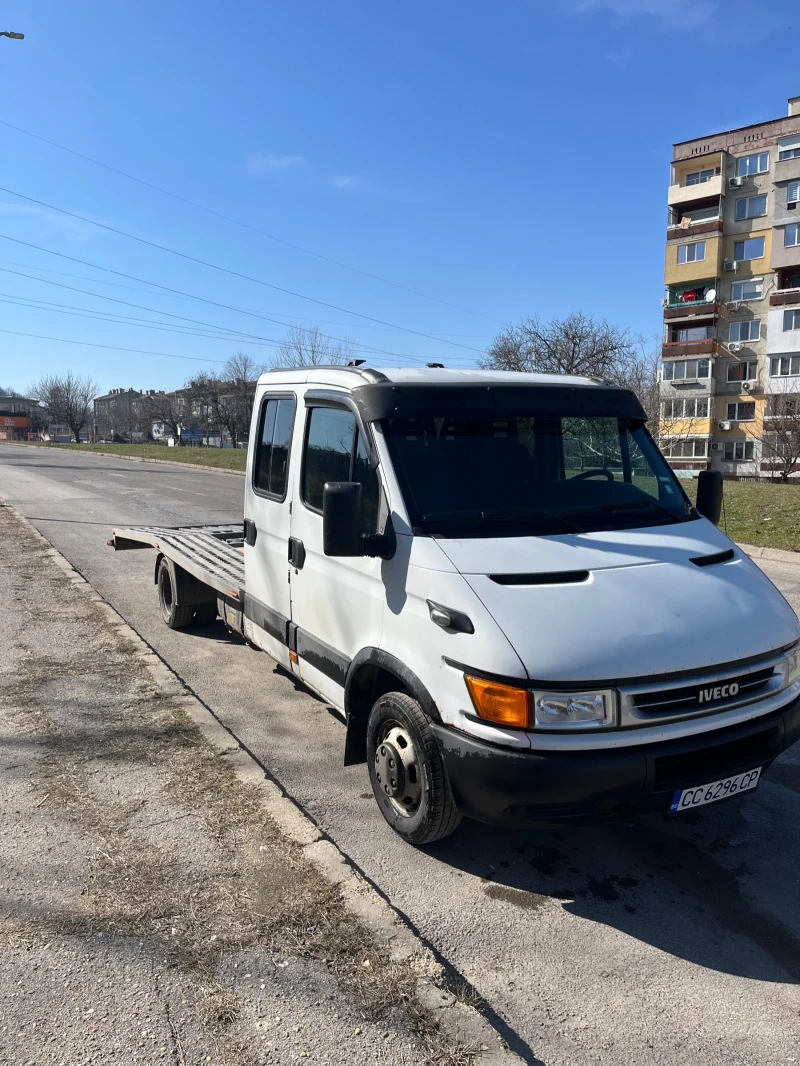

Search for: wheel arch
xmin=343 ymin=648 xmax=440 ymax=766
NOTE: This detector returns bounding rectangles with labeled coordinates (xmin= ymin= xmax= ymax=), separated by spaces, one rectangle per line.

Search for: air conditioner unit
xmin=729 ymin=341 xmax=742 ymax=352
xmin=726 ymin=300 xmax=743 ymax=312
xmin=742 ymin=381 xmax=752 ymax=392
xmin=711 ymin=442 xmax=723 ymax=451
xmin=718 ymin=420 xmax=732 ymax=430
xmin=729 ymin=176 xmax=744 ymax=188
xmin=724 ymin=260 xmax=738 ymax=271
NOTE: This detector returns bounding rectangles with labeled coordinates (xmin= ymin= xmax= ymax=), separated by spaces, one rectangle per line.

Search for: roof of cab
xmin=257 ymin=365 xmax=608 ymax=389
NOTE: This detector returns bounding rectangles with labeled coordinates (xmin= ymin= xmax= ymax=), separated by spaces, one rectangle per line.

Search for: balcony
xmin=662 ymin=338 xmax=718 ymax=358
xmin=667 ymin=218 xmax=723 ymax=242
xmin=667 ymin=174 xmax=723 ymax=208
xmin=770 ymin=288 xmax=800 ymax=307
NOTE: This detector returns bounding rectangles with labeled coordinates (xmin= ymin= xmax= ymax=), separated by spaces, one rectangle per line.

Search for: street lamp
xmin=0 ymin=31 xmax=24 ymax=39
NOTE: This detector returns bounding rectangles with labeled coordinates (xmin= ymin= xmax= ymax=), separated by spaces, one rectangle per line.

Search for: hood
xmin=436 ymin=521 xmax=800 ymax=683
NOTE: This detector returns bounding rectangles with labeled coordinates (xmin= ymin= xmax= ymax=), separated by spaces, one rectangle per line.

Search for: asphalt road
xmin=2 ymin=444 xmax=799 ymax=1066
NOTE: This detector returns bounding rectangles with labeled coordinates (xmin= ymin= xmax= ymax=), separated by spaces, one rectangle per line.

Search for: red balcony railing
xmin=770 ymin=288 xmax=800 ymax=307
xmin=662 ymin=339 xmax=718 ymax=357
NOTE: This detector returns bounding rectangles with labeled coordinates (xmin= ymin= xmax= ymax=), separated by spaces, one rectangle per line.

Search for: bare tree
xmin=761 ymin=382 xmax=800 ymax=482
xmin=481 ymin=312 xmax=636 ymax=378
xmin=185 ymin=353 xmax=261 ymax=450
xmin=144 ymin=389 xmax=190 ymax=442
xmin=273 ymin=325 xmax=355 ymax=369
xmin=30 ymin=371 xmax=97 ymax=442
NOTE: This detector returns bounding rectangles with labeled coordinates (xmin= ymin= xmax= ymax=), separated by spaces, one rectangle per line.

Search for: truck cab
xmin=238 ymin=365 xmax=800 ymax=843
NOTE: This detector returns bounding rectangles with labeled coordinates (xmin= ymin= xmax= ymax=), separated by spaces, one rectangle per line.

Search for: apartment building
xmin=93 ymin=388 xmax=160 ymax=441
xmin=661 ymin=94 xmax=800 ymax=475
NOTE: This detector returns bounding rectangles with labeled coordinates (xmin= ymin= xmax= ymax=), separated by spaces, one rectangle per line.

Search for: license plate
xmin=669 ymin=767 xmax=762 ymax=814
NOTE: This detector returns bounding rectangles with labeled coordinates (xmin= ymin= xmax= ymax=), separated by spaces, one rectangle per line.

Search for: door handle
xmin=288 ymin=537 xmax=306 ymax=569
xmin=243 ymin=518 xmax=257 ymax=546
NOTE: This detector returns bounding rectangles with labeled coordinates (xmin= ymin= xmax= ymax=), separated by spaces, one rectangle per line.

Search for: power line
xmin=0 ymin=264 xmax=453 ymax=365
xmin=0 ymin=256 xmax=486 ymax=335
xmin=0 ymin=117 xmax=504 ymax=326
xmin=0 ymin=235 xmax=473 ymax=366
xmin=0 ymin=186 xmax=486 ymax=355
xmin=0 ymin=327 xmax=225 ymax=364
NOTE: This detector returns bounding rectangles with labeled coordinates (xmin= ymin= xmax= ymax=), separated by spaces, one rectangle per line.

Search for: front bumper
xmin=431 ymin=693 xmax=800 ymax=829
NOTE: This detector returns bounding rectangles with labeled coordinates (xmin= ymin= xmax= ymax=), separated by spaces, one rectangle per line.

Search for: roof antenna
xmin=426 ymin=362 xmax=445 ymax=368
xmin=347 ymin=359 xmax=366 ymax=367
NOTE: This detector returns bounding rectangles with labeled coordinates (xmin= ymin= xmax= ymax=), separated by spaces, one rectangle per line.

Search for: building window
xmin=730 ymin=278 xmax=763 ymax=301
xmin=682 ymin=204 xmax=721 ymax=224
xmin=727 ymin=360 xmax=758 ymax=382
xmin=735 ymin=194 xmax=768 ymax=220
xmin=726 ymin=402 xmax=756 ymax=421
xmin=788 ymin=181 xmax=800 ymax=204
xmin=672 ymin=325 xmax=714 ymax=342
xmin=677 ymin=241 xmax=706 ymax=265
xmin=685 ymin=168 xmax=715 ymax=185
xmin=662 ymin=358 xmax=711 ymax=381
xmin=785 ymin=223 xmax=800 ymax=248
xmin=784 ymin=310 xmax=800 ymax=332
xmin=733 ymin=236 xmax=765 ymax=261
xmin=771 ymin=355 xmax=800 ymax=376
xmin=779 ymin=144 xmax=800 ymax=162
xmin=729 ymin=320 xmax=761 ymax=343
xmin=767 ymin=395 xmax=799 ymax=417
xmin=662 ymin=398 xmax=712 ymax=418
xmin=724 ymin=441 xmax=755 ymax=461
xmin=736 ymin=153 xmax=769 ymax=176
xmin=662 ymin=438 xmax=709 ymax=458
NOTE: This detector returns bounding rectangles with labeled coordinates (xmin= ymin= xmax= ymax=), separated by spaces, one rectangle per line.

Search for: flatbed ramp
xmin=110 ymin=523 xmax=245 ymax=599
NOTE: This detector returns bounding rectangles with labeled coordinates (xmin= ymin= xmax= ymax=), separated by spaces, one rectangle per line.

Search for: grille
xmin=633 ymin=666 xmax=775 ymax=716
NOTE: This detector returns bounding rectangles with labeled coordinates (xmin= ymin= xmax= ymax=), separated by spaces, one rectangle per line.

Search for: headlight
xmin=532 ymin=690 xmax=617 ymax=730
xmin=784 ymin=645 xmax=800 ymax=687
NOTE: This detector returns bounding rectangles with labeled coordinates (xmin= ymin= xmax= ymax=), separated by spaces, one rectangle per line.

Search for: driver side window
xmin=301 ymin=406 xmax=380 ymax=533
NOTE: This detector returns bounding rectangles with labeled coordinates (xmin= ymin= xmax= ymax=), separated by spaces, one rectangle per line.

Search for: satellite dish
xmin=706 ymin=288 xmax=717 ymax=302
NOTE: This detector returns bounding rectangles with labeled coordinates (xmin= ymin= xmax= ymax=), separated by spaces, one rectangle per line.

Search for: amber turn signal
xmin=464 ymin=675 xmax=530 ymax=729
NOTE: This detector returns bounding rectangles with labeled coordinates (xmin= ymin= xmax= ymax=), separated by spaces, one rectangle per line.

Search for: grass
xmin=682 ymin=478 xmax=800 ymax=552
xmin=13 ymin=440 xmax=247 ymax=471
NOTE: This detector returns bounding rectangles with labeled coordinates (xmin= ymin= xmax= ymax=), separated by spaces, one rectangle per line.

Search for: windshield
xmin=382 ymin=414 xmax=696 ymax=537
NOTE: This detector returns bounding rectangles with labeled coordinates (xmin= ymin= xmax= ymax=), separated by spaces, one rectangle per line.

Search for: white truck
xmin=111 ymin=366 xmax=800 ymax=844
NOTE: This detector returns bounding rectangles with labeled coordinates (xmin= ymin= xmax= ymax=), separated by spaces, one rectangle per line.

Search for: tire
xmin=367 ymin=691 xmax=461 ymax=845
xmin=193 ymin=602 xmax=218 ymax=626
xmin=157 ymin=557 xmax=195 ymax=630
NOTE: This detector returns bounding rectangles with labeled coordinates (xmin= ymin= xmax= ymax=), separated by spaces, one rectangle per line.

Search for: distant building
xmin=93 ymin=388 xmax=159 ymax=441
xmin=0 ymin=395 xmax=38 ymax=440
xmin=661 ymin=93 xmax=800 ymax=474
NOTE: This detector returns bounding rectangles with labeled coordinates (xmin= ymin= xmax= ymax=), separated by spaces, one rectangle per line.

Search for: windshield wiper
xmin=562 ymin=499 xmax=680 ymax=524
xmin=418 ymin=508 xmax=584 ymax=533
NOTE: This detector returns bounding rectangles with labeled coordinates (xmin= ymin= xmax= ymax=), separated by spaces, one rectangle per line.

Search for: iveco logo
xmin=698 ymin=682 xmax=739 ymax=704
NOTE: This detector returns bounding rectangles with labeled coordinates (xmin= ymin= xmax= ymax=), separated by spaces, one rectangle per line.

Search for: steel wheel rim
xmin=374 ymin=721 xmax=422 ymax=818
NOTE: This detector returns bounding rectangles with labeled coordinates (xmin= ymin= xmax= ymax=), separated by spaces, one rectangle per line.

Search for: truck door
xmin=288 ymin=397 xmax=385 ymax=708
xmin=242 ymin=388 xmax=297 ymax=668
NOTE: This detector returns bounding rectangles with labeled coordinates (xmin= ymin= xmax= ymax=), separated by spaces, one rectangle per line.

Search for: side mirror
xmin=695 ymin=470 xmax=723 ymax=525
xmin=323 ymin=482 xmax=364 ymax=557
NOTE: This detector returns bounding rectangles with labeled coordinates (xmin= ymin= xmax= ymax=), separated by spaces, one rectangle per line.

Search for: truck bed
xmin=110 ymin=523 xmax=245 ymax=600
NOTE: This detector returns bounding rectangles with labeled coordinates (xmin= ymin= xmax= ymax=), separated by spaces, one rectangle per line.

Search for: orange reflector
xmin=289 ymin=650 xmax=299 ymax=665
xmin=464 ymin=675 xmax=530 ymax=729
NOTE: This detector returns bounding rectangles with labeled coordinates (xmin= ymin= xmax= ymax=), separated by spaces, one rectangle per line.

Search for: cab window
xmin=253 ymin=396 xmax=296 ymax=499
xmin=302 ymin=406 xmax=380 ymax=531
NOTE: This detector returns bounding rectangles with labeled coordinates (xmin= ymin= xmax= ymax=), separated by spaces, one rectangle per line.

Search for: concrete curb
xmin=1 ymin=499 xmax=523 ymax=1066
xmin=738 ymin=541 xmax=800 ymax=566
xmin=0 ymin=441 xmax=245 ymax=477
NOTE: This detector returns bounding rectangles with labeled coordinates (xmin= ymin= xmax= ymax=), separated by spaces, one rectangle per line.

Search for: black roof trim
xmin=349 ymin=382 xmax=647 ymax=423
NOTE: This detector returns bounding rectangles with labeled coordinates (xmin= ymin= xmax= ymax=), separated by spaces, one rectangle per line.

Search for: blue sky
xmin=0 ymin=0 xmax=796 ymax=394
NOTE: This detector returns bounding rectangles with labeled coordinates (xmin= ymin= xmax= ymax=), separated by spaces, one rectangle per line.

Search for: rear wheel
xmin=367 ymin=691 xmax=461 ymax=845
xmin=157 ymin=557 xmax=195 ymax=630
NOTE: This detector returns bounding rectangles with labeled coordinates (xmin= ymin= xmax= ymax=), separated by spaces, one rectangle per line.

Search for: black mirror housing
xmin=695 ymin=470 xmax=723 ymax=526
xmin=323 ymin=482 xmax=364 ymax=557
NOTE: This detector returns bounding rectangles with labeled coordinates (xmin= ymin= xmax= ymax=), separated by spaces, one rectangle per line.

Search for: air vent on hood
xmin=689 ymin=549 xmax=735 ymax=568
xmin=489 ymin=570 xmax=590 ymax=586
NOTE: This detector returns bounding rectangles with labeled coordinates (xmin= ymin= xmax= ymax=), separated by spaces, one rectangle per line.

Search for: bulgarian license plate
xmin=669 ymin=767 xmax=762 ymax=814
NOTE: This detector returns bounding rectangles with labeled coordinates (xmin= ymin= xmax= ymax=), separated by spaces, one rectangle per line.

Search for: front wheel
xmin=367 ymin=691 xmax=461 ymax=845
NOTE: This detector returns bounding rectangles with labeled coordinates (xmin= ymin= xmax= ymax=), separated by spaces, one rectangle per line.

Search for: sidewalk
xmin=0 ymin=504 xmax=478 ymax=1066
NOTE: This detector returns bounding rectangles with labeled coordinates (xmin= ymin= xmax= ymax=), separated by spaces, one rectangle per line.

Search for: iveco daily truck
xmin=111 ymin=367 xmax=800 ymax=844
